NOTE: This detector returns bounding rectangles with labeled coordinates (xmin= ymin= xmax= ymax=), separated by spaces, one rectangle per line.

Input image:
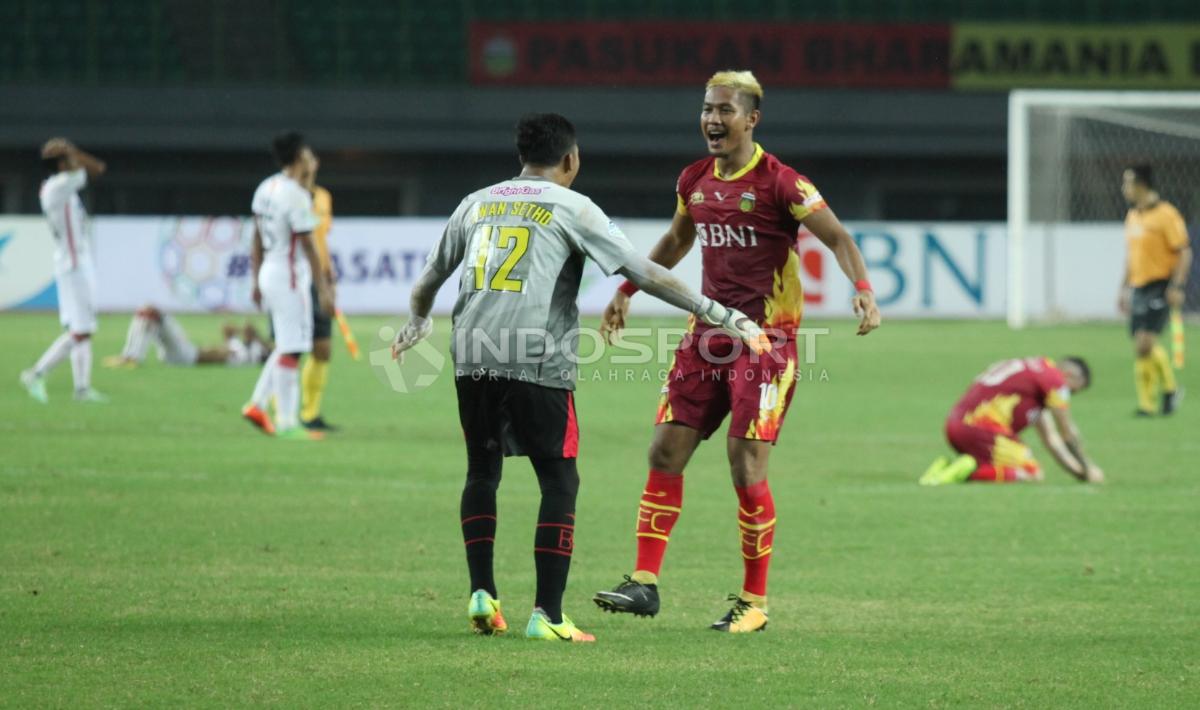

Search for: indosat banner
xmin=0 ymin=216 xmax=1124 ymax=320
xmin=469 ymin=21 xmax=1200 ymax=89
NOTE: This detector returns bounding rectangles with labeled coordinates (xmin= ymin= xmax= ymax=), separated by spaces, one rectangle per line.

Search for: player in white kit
xmin=104 ymin=306 xmax=269 ymax=368
xmin=20 ymin=138 xmax=108 ymax=403
xmin=241 ymin=132 xmax=333 ymax=440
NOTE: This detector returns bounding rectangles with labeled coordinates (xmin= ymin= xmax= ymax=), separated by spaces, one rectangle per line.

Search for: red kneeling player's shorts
xmin=656 ymin=329 xmax=798 ymax=442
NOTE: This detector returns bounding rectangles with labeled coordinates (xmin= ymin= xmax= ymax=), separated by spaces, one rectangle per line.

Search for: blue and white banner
xmin=0 ymin=215 xmax=1126 ymax=319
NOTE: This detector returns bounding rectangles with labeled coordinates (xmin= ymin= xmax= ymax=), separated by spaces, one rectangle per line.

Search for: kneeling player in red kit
xmin=920 ymin=356 xmax=1104 ymax=486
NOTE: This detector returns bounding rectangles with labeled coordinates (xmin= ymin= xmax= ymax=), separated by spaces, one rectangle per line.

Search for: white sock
xmin=34 ymin=333 xmax=74 ymax=376
xmin=70 ymin=338 xmax=92 ymax=392
xmin=250 ymin=350 xmax=280 ymax=408
xmin=274 ymin=356 xmax=300 ymax=430
xmin=122 ymin=316 xmax=154 ymax=361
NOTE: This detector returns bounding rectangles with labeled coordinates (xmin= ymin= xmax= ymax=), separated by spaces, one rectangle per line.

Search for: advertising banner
xmin=469 ymin=21 xmax=1200 ymax=90
xmin=469 ymin=21 xmax=951 ymax=88
xmin=951 ymin=24 xmax=1200 ymax=90
xmin=0 ymin=215 xmax=1127 ymax=321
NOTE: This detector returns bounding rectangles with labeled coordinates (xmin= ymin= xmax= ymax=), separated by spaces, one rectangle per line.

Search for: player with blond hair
xmin=594 ymin=71 xmax=881 ymax=632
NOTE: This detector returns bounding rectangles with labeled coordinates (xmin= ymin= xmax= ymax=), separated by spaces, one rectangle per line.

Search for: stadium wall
xmin=0 ymin=216 xmax=1123 ymax=320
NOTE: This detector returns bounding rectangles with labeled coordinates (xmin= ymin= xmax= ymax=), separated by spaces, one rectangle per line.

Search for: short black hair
xmin=1062 ymin=356 xmax=1091 ymax=388
xmin=516 ymin=113 xmax=576 ymax=167
xmin=1126 ymin=163 xmax=1154 ymax=189
xmin=272 ymin=131 xmax=306 ymax=167
xmin=41 ymin=155 xmax=62 ymax=176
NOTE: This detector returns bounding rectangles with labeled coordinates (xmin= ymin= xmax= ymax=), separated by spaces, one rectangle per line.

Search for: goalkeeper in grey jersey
xmin=390 ymin=113 xmax=766 ymax=643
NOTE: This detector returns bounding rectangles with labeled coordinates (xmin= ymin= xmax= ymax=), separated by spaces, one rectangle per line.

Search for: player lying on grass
xmin=593 ymin=70 xmax=881 ymax=633
xmin=103 ymin=306 xmax=269 ymax=368
xmin=392 ymin=113 xmax=769 ymax=643
xmin=920 ymin=356 xmax=1104 ymax=485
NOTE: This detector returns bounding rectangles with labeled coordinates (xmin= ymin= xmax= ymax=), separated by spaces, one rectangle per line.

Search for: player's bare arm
xmin=1048 ymin=406 xmax=1102 ymax=483
xmin=297 ymin=231 xmax=331 ymax=315
xmin=601 ymin=210 xmax=697 ymax=342
xmin=249 ymin=225 xmax=264 ymax=309
xmin=616 ymin=253 xmax=769 ymax=354
xmin=1118 ymin=262 xmax=1132 ymax=313
xmin=42 ymin=138 xmax=106 ymax=178
xmin=1167 ymin=246 xmax=1192 ymax=308
xmin=802 ymin=208 xmax=882 ymax=335
xmin=1035 ymin=413 xmax=1087 ymax=480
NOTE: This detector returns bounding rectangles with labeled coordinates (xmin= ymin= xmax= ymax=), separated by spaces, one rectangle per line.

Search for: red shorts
xmin=944 ymin=416 xmax=1041 ymax=481
xmin=656 ymin=330 xmax=798 ymax=442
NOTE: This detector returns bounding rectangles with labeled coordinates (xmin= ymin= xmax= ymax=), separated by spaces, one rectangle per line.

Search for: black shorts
xmin=310 ymin=282 xmax=332 ymax=340
xmin=1130 ymin=279 xmax=1170 ymax=336
xmin=455 ymin=373 xmax=579 ymax=459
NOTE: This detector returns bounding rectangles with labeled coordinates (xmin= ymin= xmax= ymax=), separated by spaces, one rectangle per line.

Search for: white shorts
xmin=156 ymin=315 xmax=199 ymax=365
xmin=260 ymin=267 xmax=312 ymax=354
xmin=56 ymin=263 xmax=97 ymax=334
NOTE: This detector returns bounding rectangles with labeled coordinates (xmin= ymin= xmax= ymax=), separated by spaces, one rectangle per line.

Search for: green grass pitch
xmin=1 ymin=312 xmax=1197 ymax=707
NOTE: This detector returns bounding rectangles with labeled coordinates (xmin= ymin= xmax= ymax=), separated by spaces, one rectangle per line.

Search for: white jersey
xmin=39 ymin=169 xmax=90 ymax=274
xmin=251 ymin=172 xmax=318 ymax=287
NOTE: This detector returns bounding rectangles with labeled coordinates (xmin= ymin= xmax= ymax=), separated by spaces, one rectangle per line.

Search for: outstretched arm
xmin=601 ymin=210 xmax=697 ymax=341
xmin=617 ymin=252 xmax=769 ymax=354
xmin=803 ymin=209 xmax=881 ymax=335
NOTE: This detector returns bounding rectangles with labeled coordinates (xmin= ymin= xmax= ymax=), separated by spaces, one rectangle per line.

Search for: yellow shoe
xmin=102 ymin=355 xmax=138 ymax=369
xmin=920 ymin=454 xmax=976 ymax=486
xmin=525 ymin=609 xmax=595 ymax=642
xmin=468 ymin=590 xmax=508 ymax=635
xmin=710 ymin=595 xmax=768 ymax=633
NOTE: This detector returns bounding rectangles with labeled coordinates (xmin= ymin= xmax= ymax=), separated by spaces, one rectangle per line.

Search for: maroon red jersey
xmin=676 ymin=143 xmax=827 ymax=337
xmin=951 ymin=357 xmax=1071 ymax=435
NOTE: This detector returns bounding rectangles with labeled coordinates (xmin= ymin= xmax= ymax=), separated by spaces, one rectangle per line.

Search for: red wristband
xmin=618 ymin=280 xmax=640 ymax=297
xmin=854 ymin=279 xmax=873 ymax=293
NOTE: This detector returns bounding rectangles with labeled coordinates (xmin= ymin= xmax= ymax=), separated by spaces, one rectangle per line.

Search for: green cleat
xmin=275 ymin=426 xmax=323 ymax=441
xmin=920 ymin=454 xmax=976 ymax=486
xmin=19 ymin=370 xmax=48 ymax=404
xmin=525 ymin=609 xmax=595 ymax=642
xmin=73 ymin=388 xmax=108 ymax=404
xmin=468 ymin=590 xmax=508 ymax=635
xmin=918 ymin=456 xmax=950 ymax=486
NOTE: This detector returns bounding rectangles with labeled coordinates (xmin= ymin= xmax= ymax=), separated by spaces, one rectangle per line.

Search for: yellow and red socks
xmin=634 ymin=469 xmax=683 ymax=583
xmin=736 ymin=480 xmax=776 ymax=599
xmin=300 ymin=356 xmax=329 ymax=422
xmin=531 ymin=457 xmax=579 ymax=625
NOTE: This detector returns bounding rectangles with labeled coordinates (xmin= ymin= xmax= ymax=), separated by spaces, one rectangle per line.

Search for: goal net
xmin=1007 ymin=91 xmax=1200 ymax=327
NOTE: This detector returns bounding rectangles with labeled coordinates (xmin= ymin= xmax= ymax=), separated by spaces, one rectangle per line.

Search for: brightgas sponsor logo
xmin=489 ymin=185 xmax=547 ymax=197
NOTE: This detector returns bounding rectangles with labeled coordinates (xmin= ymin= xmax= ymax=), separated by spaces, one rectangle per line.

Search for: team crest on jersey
xmin=739 ymin=191 xmax=756 ymax=213
xmin=690 ymin=191 xmax=704 ymax=205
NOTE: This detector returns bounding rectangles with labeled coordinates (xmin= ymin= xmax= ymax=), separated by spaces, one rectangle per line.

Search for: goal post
xmin=1007 ymin=90 xmax=1200 ymax=328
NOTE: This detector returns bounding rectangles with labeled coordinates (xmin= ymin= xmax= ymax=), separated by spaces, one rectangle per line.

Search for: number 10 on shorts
xmin=759 ymin=382 xmax=780 ymax=410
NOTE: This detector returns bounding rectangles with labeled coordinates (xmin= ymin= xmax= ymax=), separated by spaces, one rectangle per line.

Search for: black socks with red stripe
xmin=461 ymin=446 xmax=502 ymax=599
xmin=531 ymin=457 xmax=579 ymax=625
xmin=458 ymin=449 xmax=579 ymax=625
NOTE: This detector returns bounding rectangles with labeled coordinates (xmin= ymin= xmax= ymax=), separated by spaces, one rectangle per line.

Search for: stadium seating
xmin=1 ymin=0 xmax=1197 ymax=86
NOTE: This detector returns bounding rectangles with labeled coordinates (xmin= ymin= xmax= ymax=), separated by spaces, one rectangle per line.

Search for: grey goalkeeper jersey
xmin=426 ymin=176 xmax=636 ymax=389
